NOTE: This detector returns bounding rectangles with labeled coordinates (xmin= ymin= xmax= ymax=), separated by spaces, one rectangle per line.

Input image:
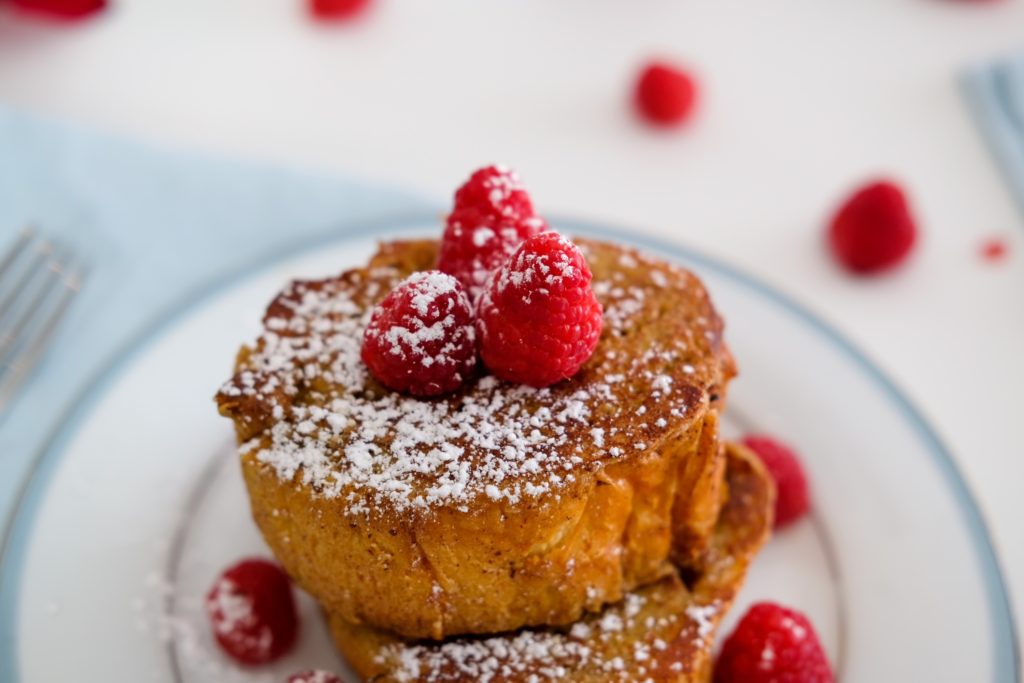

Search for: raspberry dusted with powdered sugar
xmin=439 ymin=166 xmax=547 ymax=299
xmin=440 ymin=208 xmax=547 ymax=300
xmin=476 ymin=232 xmax=603 ymax=388
xmin=361 ymin=271 xmax=477 ymax=396
xmin=205 ymin=559 xmax=297 ymax=665
xmin=715 ymin=602 xmax=834 ymax=683
xmin=287 ymin=671 xmax=344 ymax=683
xmin=454 ymin=165 xmax=535 ymax=219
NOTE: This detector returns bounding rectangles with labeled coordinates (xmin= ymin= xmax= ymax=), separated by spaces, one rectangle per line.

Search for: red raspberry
xmin=439 ymin=207 xmax=547 ymax=300
xmin=309 ymin=0 xmax=370 ymax=20
xmin=980 ymin=236 xmax=1009 ymax=263
xmin=453 ymin=165 xmax=535 ymax=220
xmin=715 ymin=602 xmax=833 ymax=683
xmin=476 ymin=232 xmax=602 ymax=388
xmin=205 ymin=558 xmax=298 ymax=665
xmin=741 ymin=435 xmax=810 ymax=528
xmin=10 ymin=0 xmax=106 ymax=20
xmin=287 ymin=671 xmax=344 ymax=683
xmin=634 ymin=61 xmax=698 ymax=127
xmin=828 ymin=180 xmax=917 ymax=274
xmin=361 ymin=271 xmax=477 ymax=396
xmin=439 ymin=166 xmax=546 ymax=298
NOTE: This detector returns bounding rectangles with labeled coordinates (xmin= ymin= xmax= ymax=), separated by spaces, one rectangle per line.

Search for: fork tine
xmin=0 ymin=227 xmax=35 ymax=279
xmin=0 ymin=263 xmax=86 ymax=414
xmin=0 ymin=238 xmax=52 ymax=323
xmin=0 ymin=246 xmax=69 ymax=366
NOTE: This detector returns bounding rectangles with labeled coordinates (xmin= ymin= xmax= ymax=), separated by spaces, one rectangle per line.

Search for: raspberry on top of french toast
xmin=217 ymin=238 xmax=730 ymax=517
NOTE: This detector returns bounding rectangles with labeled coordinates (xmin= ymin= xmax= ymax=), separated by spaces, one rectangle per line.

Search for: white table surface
xmin=1 ymin=0 xmax=1023 ymax=660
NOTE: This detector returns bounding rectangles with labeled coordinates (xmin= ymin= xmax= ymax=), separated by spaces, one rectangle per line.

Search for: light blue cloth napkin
xmin=0 ymin=105 xmax=436 ymax=525
xmin=962 ymin=54 xmax=1024 ymax=218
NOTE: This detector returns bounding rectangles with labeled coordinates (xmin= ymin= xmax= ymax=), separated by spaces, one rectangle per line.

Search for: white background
xmin=1 ymin=0 xmax=1022 ymax=657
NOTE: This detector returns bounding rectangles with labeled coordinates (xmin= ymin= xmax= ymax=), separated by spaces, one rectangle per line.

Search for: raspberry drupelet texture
xmin=438 ymin=166 xmax=547 ymax=299
xmin=476 ymin=232 xmax=603 ymax=388
xmin=634 ymin=61 xmax=698 ymax=127
xmin=361 ymin=270 xmax=477 ymax=396
xmin=828 ymin=179 xmax=917 ymax=274
xmin=715 ymin=602 xmax=834 ymax=683
xmin=741 ymin=435 xmax=810 ymax=528
xmin=453 ymin=165 xmax=536 ymax=220
xmin=205 ymin=558 xmax=298 ymax=665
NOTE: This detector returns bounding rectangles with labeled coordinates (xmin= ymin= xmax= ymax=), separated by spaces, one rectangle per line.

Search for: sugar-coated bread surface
xmin=329 ymin=442 xmax=774 ymax=682
xmin=217 ymin=238 xmax=735 ymax=639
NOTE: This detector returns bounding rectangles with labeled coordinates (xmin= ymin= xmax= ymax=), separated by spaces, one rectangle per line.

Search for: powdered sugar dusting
xmin=218 ymin=240 xmax=726 ymax=517
xmin=481 ymin=164 xmax=525 ymax=217
xmin=375 ymin=584 xmax=725 ymax=681
xmin=408 ymin=271 xmax=460 ymax=316
xmin=685 ymin=602 xmax=719 ymax=640
xmin=134 ymin=571 xmax=279 ymax=683
xmin=491 ymin=232 xmax=581 ymax=299
xmin=365 ymin=270 xmax=475 ymax=375
xmin=205 ymin=577 xmax=274 ymax=661
xmin=207 ymin=578 xmax=255 ymax=635
xmin=379 ymin=609 xmax=663 ymax=682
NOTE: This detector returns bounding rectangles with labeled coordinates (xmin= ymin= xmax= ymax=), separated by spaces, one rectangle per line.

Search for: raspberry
xmin=476 ymin=232 xmax=603 ymax=387
xmin=439 ymin=166 xmax=546 ymax=298
xmin=980 ymin=236 xmax=1009 ymax=263
xmin=634 ymin=62 xmax=698 ymax=127
xmin=10 ymin=0 xmax=106 ymax=19
xmin=453 ymin=165 xmax=535 ymax=221
xmin=715 ymin=602 xmax=833 ymax=683
xmin=205 ymin=558 xmax=298 ymax=665
xmin=828 ymin=180 xmax=917 ymax=274
xmin=361 ymin=271 xmax=477 ymax=396
xmin=287 ymin=671 xmax=343 ymax=683
xmin=440 ymin=207 xmax=547 ymax=300
xmin=741 ymin=435 xmax=810 ymax=528
xmin=309 ymin=0 xmax=370 ymax=20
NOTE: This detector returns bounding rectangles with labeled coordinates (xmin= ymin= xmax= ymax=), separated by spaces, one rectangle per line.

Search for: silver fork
xmin=0 ymin=227 xmax=89 ymax=417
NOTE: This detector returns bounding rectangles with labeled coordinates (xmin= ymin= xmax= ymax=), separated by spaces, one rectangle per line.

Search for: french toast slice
xmin=217 ymin=238 xmax=736 ymax=640
xmin=328 ymin=442 xmax=774 ymax=682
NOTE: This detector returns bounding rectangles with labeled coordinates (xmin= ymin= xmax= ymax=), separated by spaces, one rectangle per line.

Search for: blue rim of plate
xmin=0 ymin=215 xmax=1019 ymax=681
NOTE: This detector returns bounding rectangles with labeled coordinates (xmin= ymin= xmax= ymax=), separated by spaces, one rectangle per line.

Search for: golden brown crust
xmin=217 ymin=238 xmax=735 ymax=639
xmin=671 ymin=411 xmax=727 ymax=568
xmin=242 ymin=414 xmax=713 ymax=639
xmin=327 ymin=442 xmax=774 ymax=683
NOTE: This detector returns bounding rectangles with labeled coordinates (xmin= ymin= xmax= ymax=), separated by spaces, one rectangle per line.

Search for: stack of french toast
xmin=216 ymin=228 xmax=775 ymax=682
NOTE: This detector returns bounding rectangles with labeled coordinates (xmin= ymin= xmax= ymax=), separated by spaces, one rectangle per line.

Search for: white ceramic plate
xmin=0 ymin=221 xmax=1018 ymax=682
